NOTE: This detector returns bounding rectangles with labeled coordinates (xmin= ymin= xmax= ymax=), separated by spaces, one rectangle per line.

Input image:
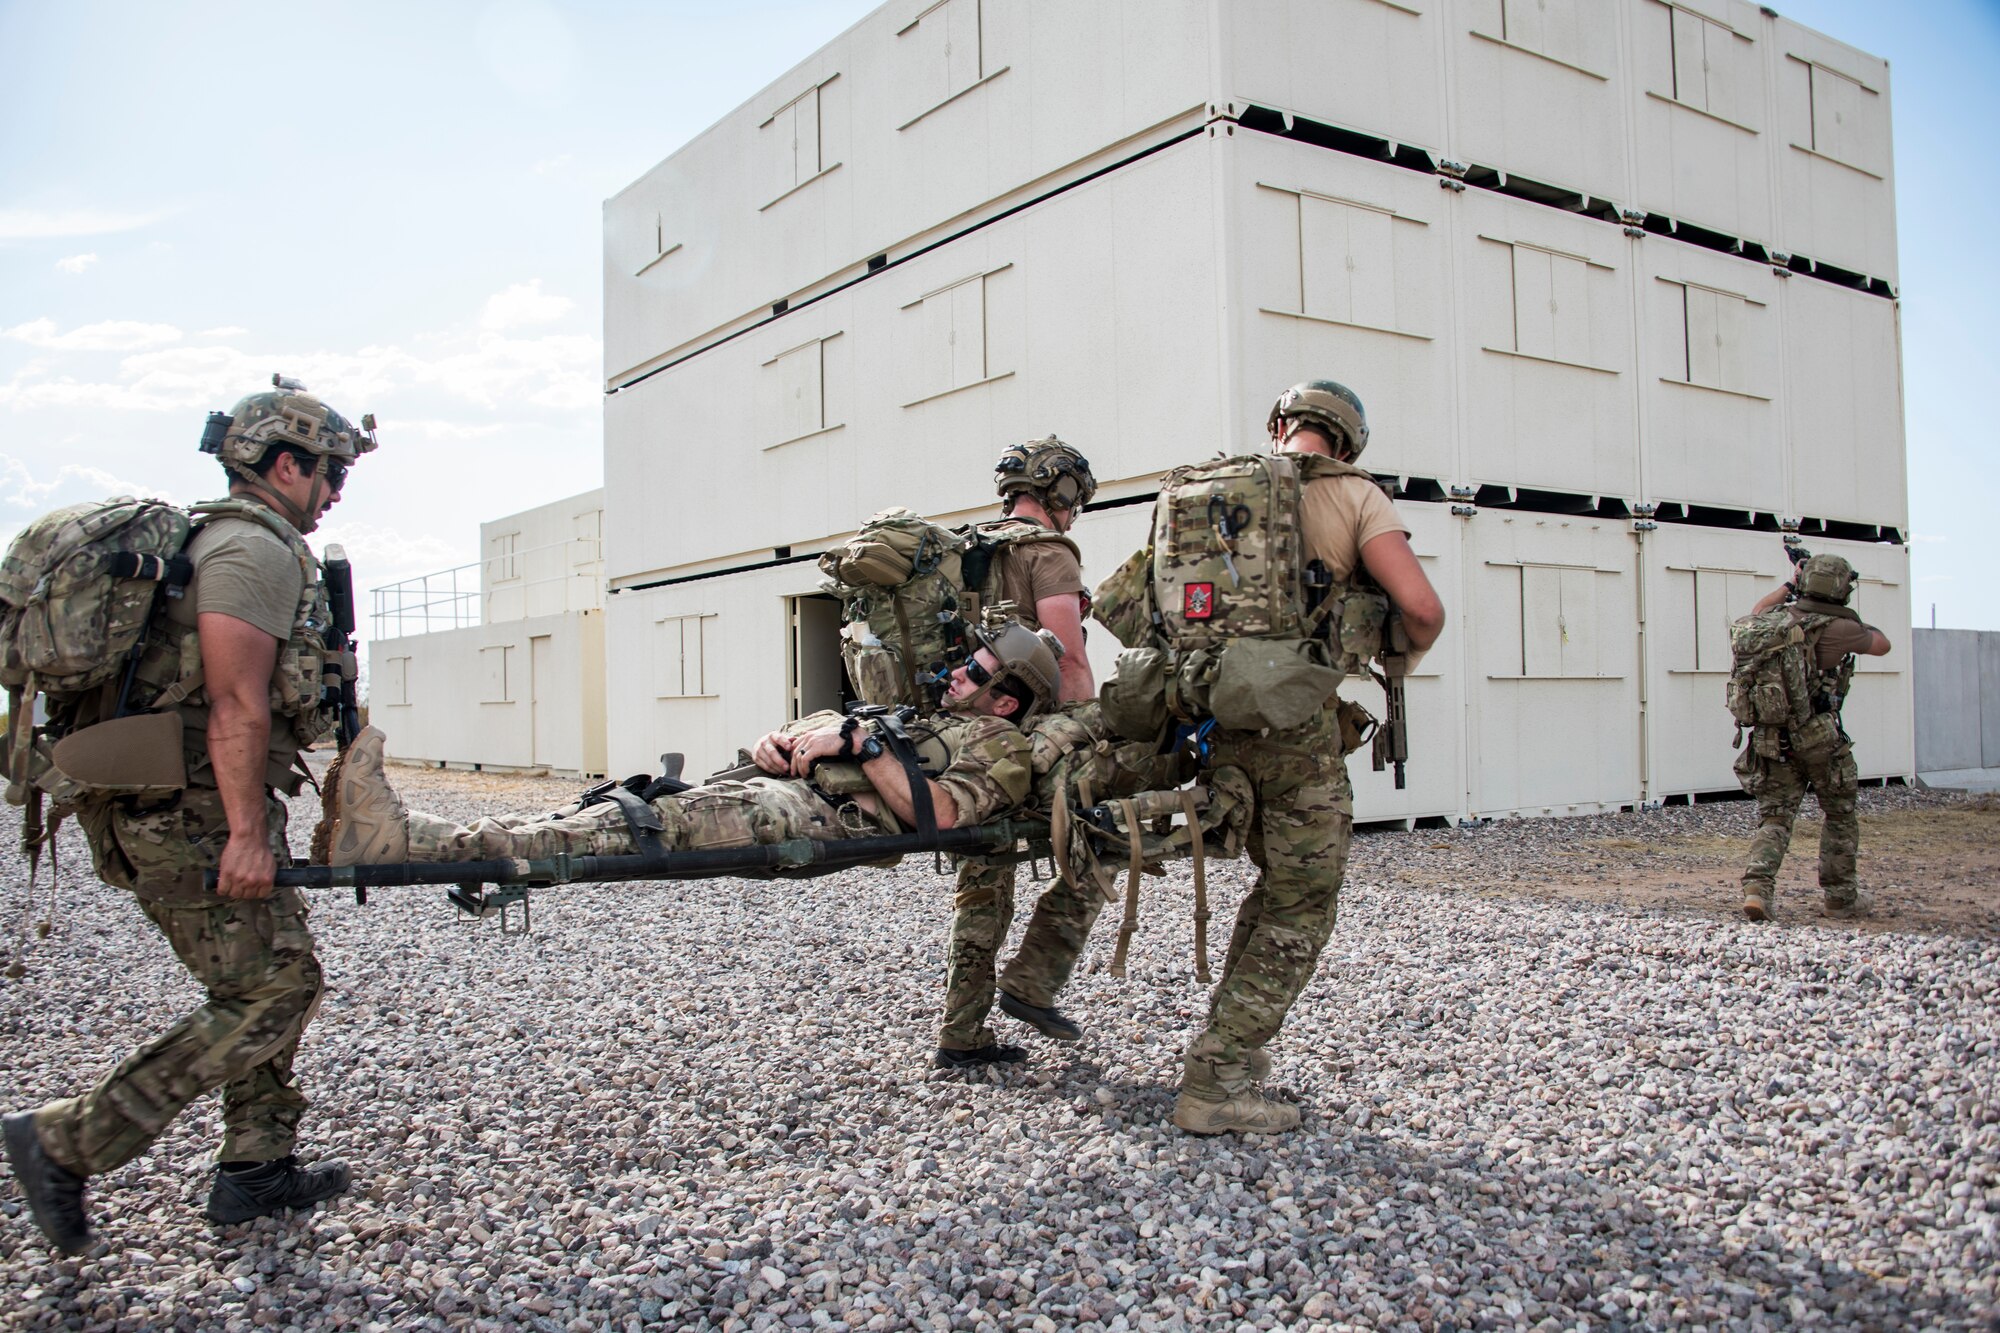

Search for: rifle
xmin=320 ymin=544 xmax=362 ymax=747
xmin=1371 ymin=612 xmax=1411 ymax=790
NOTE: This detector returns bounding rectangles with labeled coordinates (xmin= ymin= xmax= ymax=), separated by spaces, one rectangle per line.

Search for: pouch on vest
xmin=1091 ymin=545 xmax=1159 ymax=650
xmin=51 ymin=711 xmax=187 ymax=801
xmin=1207 ymin=638 xmax=1341 ymax=732
xmin=1099 ymin=647 xmax=1170 ymax=743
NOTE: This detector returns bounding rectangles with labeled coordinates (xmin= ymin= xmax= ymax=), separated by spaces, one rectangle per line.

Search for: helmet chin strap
xmin=227 ymin=459 xmax=320 ymax=532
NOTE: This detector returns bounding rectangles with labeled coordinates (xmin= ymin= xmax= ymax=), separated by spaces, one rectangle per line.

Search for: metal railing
xmin=370 ymin=535 xmax=604 ymax=640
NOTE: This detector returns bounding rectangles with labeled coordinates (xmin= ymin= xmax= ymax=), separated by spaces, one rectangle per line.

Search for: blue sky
xmin=2 ymin=0 xmax=1995 ymax=630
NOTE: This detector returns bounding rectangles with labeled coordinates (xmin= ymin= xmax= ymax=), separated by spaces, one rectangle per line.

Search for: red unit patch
xmin=1184 ymin=582 xmax=1215 ymax=620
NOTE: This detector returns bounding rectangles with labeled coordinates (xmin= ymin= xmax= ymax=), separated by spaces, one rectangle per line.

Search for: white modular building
xmin=367 ymin=490 xmax=609 ymax=778
xmin=599 ymin=0 xmax=1910 ymax=822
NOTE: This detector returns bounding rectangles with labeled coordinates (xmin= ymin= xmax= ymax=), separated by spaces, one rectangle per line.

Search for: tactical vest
xmin=127 ymin=499 xmax=340 ymax=768
xmin=1096 ymin=453 xmax=1390 ymax=737
xmin=959 ymin=517 xmax=1083 ymax=629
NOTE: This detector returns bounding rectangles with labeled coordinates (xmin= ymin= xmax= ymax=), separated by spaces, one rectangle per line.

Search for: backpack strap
xmin=1182 ymin=787 xmax=1211 ymax=984
xmin=1107 ymin=797 xmax=1145 ymax=979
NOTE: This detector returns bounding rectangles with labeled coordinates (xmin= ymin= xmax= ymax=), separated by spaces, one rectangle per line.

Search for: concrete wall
xmin=371 ymin=610 xmax=607 ymax=777
xmin=481 ymin=488 xmax=605 ymax=624
xmin=1913 ymin=630 xmax=2000 ymax=774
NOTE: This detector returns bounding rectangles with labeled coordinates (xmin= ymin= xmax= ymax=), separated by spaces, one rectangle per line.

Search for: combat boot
xmin=1742 ymin=887 xmax=1771 ymax=922
xmin=932 ymin=1043 xmax=1027 ymax=1070
xmin=1823 ymin=888 xmax=1874 ymax=919
xmin=1246 ymin=1047 xmax=1272 ymax=1083
xmin=328 ymin=727 xmax=410 ymax=866
xmin=1172 ymin=1037 xmax=1300 ymax=1136
xmin=998 ymin=991 xmax=1082 ymax=1042
xmin=3 ymin=1112 xmax=92 ymax=1255
xmin=205 ymin=1156 xmax=352 ymax=1225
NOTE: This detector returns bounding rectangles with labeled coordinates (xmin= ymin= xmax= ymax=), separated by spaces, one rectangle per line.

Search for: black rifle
xmin=1371 ymin=612 xmax=1411 ymax=790
xmin=320 ymin=544 xmax=362 ymax=747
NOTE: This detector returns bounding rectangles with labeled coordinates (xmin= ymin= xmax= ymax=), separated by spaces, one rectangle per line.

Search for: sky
xmin=2 ymin=0 xmax=1996 ymax=631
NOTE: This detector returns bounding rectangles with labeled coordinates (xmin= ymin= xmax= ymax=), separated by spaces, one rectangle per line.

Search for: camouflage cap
xmin=1267 ymin=380 xmax=1369 ymax=461
xmin=204 ymin=375 xmax=378 ymax=479
xmin=995 ymin=436 xmax=1096 ymax=513
xmin=1798 ymin=553 xmax=1857 ymax=604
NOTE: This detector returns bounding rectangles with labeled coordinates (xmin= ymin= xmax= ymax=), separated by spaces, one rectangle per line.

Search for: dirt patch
xmin=1456 ymin=796 xmax=2000 ymax=937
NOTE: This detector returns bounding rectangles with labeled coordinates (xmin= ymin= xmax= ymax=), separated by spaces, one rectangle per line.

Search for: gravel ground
xmin=1 ymin=770 xmax=1995 ymax=1331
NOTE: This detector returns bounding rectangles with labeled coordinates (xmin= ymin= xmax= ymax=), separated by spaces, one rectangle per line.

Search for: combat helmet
xmin=201 ymin=374 xmax=378 ymax=484
xmin=995 ymin=435 xmax=1096 ymax=516
xmin=1267 ymin=379 xmax=1369 ymax=461
xmin=961 ymin=616 xmax=1065 ymax=723
xmin=1797 ymin=553 xmax=1857 ymax=604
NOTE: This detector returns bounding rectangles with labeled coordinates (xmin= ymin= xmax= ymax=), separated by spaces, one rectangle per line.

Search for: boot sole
xmin=4 ymin=1113 xmax=91 ymax=1256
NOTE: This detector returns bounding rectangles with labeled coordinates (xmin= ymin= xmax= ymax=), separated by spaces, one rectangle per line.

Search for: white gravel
xmin=1 ymin=770 xmax=1994 ymax=1331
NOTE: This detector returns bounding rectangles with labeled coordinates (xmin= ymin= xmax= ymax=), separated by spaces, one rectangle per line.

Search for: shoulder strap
xmin=1294 ymin=455 xmax=1377 ymax=484
xmin=873 ymin=709 xmax=937 ymax=842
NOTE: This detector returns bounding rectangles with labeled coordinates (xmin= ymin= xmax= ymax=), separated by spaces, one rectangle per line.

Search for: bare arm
xmin=1035 ymin=592 xmax=1095 ymax=701
xmin=1751 ymin=582 xmax=1792 ymax=615
xmin=765 ymin=724 xmax=961 ymax=828
xmin=199 ymin=611 xmax=282 ymax=900
xmin=1358 ymin=531 xmax=1445 ymax=650
xmin=858 ymin=747 xmax=959 ymax=830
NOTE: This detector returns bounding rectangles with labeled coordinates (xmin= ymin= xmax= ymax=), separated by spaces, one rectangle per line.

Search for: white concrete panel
xmin=1345 ymin=502 xmax=1465 ymax=822
xmin=370 ymin=610 xmax=605 ymax=776
xmin=1768 ymin=19 xmax=1897 ymax=281
xmin=605 ymin=134 xmax=1225 ymax=584
xmin=1454 ymin=189 xmax=1638 ymax=497
xmin=1782 ymin=281 xmax=1905 ymax=528
xmin=603 ymin=0 xmax=1211 ymax=381
xmin=480 ymin=489 xmax=604 ymax=623
xmin=1225 ymin=134 xmax=1455 ymax=482
xmin=1221 ymin=0 xmax=1443 ymax=151
xmin=1443 ymin=0 xmax=1629 ymax=203
xmin=1460 ymin=512 xmax=1641 ymax=816
xmin=1635 ymin=242 xmax=1783 ymax=512
xmin=1628 ymin=0 xmax=1773 ymax=243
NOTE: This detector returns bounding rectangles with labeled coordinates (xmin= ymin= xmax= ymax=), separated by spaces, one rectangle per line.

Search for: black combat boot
xmin=998 ymin=990 xmax=1083 ymax=1042
xmin=932 ymin=1043 xmax=1027 ymax=1070
xmin=205 ymin=1156 xmax=352 ymax=1224
xmin=3 ymin=1111 xmax=93 ymax=1255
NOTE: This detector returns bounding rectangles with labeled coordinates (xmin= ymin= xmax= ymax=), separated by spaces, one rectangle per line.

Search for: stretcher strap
xmin=1182 ymin=788 xmax=1211 ymax=983
xmin=1108 ymin=797 xmax=1143 ymax=979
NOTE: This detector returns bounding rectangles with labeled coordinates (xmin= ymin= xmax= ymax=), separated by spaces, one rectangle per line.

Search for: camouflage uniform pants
xmin=997 ymin=867 xmax=1106 ymax=1012
xmin=1735 ymin=736 xmax=1860 ymax=902
xmin=937 ymin=858 xmax=1017 ymax=1051
xmin=37 ymin=786 xmax=322 ymax=1176
xmin=1194 ymin=705 xmax=1353 ymax=1068
xmin=405 ymin=776 xmax=864 ymax=861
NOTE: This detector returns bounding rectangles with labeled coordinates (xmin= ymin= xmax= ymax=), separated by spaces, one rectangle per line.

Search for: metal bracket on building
xmin=1436 ymin=158 xmax=1469 ymax=193
xmin=1779 ymin=515 xmax=1802 ymax=534
xmin=1448 ymin=484 xmax=1478 ymax=519
xmin=1619 ymin=208 xmax=1647 ymax=239
xmin=1632 ymin=501 xmax=1658 ymax=534
xmin=1768 ymin=249 xmax=1793 ymax=278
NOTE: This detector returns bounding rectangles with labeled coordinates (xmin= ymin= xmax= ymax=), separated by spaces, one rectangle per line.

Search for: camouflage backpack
xmin=1725 ymin=605 xmax=1853 ymax=756
xmin=819 ymin=509 xmax=1083 ymax=713
xmin=818 ymin=508 xmax=970 ymax=712
xmin=1096 ymin=453 xmax=1390 ymax=736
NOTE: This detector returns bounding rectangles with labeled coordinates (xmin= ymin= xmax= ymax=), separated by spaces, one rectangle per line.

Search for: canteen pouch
xmin=1099 ymin=647 xmax=1170 ymax=743
xmin=1207 ymin=638 xmax=1341 ymax=732
xmin=50 ymin=711 xmax=187 ymax=801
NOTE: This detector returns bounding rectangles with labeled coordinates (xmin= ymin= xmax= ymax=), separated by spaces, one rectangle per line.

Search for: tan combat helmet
xmin=962 ymin=617 xmax=1065 ymax=723
xmin=1267 ymin=379 xmax=1369 ymax=461
xmin=994 ymin=435 xmax=1097 ymax=516
xmin=1798 ymin=553 xmax=1857 ymax=604
xmin=201 ymin=374 xmax=378 ymax=484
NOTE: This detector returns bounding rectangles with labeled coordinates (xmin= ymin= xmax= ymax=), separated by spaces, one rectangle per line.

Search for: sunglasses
xmin=962 ymin=658 xmax=994 ymax=687
xmin=322 ymin=458 xmax=349 ymax=491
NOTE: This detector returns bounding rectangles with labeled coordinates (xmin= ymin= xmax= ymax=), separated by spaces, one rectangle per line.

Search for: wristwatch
xmin=854 ymin=725 xmax=886 ymax=761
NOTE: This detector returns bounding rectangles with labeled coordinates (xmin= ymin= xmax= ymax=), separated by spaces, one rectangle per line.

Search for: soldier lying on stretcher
xmin=320 ymin=620 xmax=1232 ymax=872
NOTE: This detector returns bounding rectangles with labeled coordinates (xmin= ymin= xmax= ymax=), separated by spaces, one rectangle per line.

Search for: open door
xmin=789 ymin=594 xmax=853 ymax=720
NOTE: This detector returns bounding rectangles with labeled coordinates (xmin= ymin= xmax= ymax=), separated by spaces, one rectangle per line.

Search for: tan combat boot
xmin=1823 ymin=888 xmax=1873 ymax=919
xmin=1742 ymin=887 xmax=1771 ymax=922
xmin=1172 ymin=1037 xmax=1300 ymax=1136
xmin=1246 ymin=1047 xmax=1272 ymax=1083
xmin=328 ymin=727 xmax=411 ymax=866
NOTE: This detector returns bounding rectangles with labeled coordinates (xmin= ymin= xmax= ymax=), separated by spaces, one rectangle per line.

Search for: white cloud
xmin=0 ymin=207 xmax=167 ymax=242
xmin=5 ymin=317 xmax=183 ymax=352
xmin=396 ymin=419 xmax=511 ymax=442
xmin=532 ymin=154 xmax=575 ymax=176
xmin=199 ymin=326 xmax=248 ymax=338
xmin=55 ymin=253 xmax=98 ymax=274
xmin=479 ymin=279 xmax=574 ymax=333
xmin=0 ymin=452 xmax=170 ymax=514
xmin=1910 ymin=533 xmax=1948 ymax=545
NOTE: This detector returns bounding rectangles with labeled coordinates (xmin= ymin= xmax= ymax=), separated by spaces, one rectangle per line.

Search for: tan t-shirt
xmin=165 ymin=510 xmax=311 ymax=788
xmin=992 ymin=527 xmax=1086 ymax=631
xmin=1813 ymin=615 xmax=1881 ymax=671
xmin=1298 ymin=474 xmax=1406 ymax=583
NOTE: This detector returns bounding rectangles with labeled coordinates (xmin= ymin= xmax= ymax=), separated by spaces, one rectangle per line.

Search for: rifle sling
xmin=873 ymin=710 xmax=937 ymax=840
